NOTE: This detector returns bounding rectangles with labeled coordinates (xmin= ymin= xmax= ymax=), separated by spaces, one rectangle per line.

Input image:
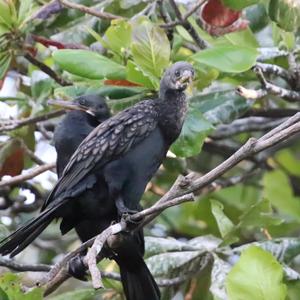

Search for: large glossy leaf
xmin=263 ymin=170 xmax=300 ymax=222
xmin=52 ymin=50 xmax=126 ymax=80
xmin=54 ymin=84 xmax=145 ymax=100
xmin=131 ymin=17 xmax=170 ymax=87
xmin=190 ymin=45 xmax=258 ymax=73
xmin=269 ymin=0 xmax=300 ymax=32
xmin=228 ymin=238 xmax=300 ymax=264
xmin=171 ymin=106 xmax=213 ymax=157
xmin=190 ymin=89 xmax=251 ymax=125
xmin=146 ymin=250 xmax=206 ymax=278
xmin=226 ymin=246 xmax=287 ymax=300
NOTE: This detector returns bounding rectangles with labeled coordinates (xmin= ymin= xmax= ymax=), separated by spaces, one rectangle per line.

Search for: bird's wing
xmin=42 ymin=100 xmax=159 ymax=210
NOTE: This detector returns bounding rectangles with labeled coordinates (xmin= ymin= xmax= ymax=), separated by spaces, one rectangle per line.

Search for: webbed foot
xmin=68 ymin=254 xmax=88 ymax=281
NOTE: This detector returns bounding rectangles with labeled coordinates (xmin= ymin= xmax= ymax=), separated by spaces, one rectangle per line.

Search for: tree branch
xmin=0 ymin=109 xmax=65 ymax=133
xmin=24 ymin=53 xmax=72 ymax=86
xmin=167 ymin=0 xmax=208 ymax=49
xmin=254 ymin=66 xmax=300 ymax=102
xmin=0 ymin=163 xmax=56 ymax=188
xmin=58 ymin=0 xmax=122 ymax=20
xmin=212 ymin=117 xmax=287 ymax=139
xmin=161 ymin=0 xmax=207 ymax=28
xmin=255 ymin=62 xmax=293 ymax=83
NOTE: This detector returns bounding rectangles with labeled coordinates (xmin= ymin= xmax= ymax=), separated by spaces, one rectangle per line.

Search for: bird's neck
xmin=158 ymin=89 xmax=188 ymax=144
xmin=66 ymin=111 xmax=99 ymax=127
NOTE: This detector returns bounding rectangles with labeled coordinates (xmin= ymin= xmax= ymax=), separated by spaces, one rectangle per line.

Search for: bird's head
xmin=160 ymin=62 xmax=194 ymax=97
xmin=48 ymin=94 xmax=111 ymax=122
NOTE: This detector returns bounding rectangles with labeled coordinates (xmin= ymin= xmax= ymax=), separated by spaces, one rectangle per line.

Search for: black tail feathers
xmin=112 ymin=233 xmax=160 ymax=300
xmin=119 ymin=260 xmax=160 ymax=300
xmin=0 ymin=206 xmax=57 ymax=257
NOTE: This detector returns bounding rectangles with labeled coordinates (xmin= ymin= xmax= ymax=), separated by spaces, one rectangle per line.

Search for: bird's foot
xmin=68 ymin=255 xmax=88 ymax=281
xmin=115 ymin=197 xmax=138 ymax=217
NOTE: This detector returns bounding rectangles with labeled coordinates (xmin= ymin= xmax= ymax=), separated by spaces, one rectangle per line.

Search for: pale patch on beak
xmin=175 ymin=70 xmax=194 ymax=89
xmin=86 ymin=109 xmax=96 ymax=117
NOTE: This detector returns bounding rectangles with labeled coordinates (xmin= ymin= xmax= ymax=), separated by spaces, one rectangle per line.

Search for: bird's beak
xmin=179 ymin=70 xmax=194 ymax=85
xmin=47 ymin=99 xmax=95 ymax=116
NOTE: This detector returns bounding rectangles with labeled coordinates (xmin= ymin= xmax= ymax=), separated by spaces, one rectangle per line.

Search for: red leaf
xmin=200 ymin=0 xmax=248 ymax=36
xmin=104 ymin=79 xmax=142 ymax=87
xmin=0 ymin=148 xmax=24 ymax=178
xmin=32 ymin=35 xmax=87 ymax=50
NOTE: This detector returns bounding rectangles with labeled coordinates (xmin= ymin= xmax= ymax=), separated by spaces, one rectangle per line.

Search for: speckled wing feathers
xmin=42 ymin=100 xmax=159 ymax=210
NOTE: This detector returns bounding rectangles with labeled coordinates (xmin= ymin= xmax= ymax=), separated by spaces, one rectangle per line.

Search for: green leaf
xmin=126 ymin=60 xmax=156 ymax=89
xmin=269 ymin=0 xmax=300 ymax=32
xmin=54 ymin=84 xmax=145 ymax=100
xmin=275 ymin=149 xmax=300 ymax=177
xmin=0 ymin=55 xmax=11 ymax=80
xmin=52 ymin=50 xmax=126 ymax=80
xmin=105 ymin=19 xmax=132 ymax=55
xmin=246 ymin=4 xmax=269 ymax=33
xmin=0 ymin=273 xmax=43 ymax=300
xmin=263 ymin=170 xmax=300 ymax=222
xmin=146 ymin=250 xmax=207 ymax=278
xmin=210 ymin=199 xmax=238 ymax=244
xmin=171 ymin=106 xmax=213 ymax=157
xmin=31 ymin=75 xmax=53 ymax=103
xmin=238 ymin=199 xmax=283 ymax=229
xmin=224 ymin=28 xmax=259 ymax=48
xmin=190 ymin=89 xmax=251 ymax=125
xmin=0 ymin=0 xmax=13 ymax=27
xmin=226 ymin=246 xmax=287 ymax=300
xmin=131 ymin=17 xmax=170 ymax=84
xmin=222 ymin=0 xmax=259 ymax=10
xmin=18 ymin=0 xmax=37 ymax=26
xmin=190 ymin=45 xmax=258 ymax=73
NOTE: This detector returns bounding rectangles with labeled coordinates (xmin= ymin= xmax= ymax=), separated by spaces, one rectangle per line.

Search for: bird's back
xmin=54 ymin=111 xmax=95 ymax=177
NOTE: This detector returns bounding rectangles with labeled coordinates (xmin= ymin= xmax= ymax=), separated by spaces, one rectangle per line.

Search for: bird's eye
xmin=175 ymin=70 xmax=181 ymax=77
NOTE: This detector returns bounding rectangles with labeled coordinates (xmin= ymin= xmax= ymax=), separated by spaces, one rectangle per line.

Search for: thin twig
xmin=0 ymin=257 xmax=50 ymax=272
xmin=161 ymin=0 xmax=207 ymax=28
xmin=58 ymin=0 xmax=122 ymax=20
xmin=168 ymin=0 xmax=208 ymax=49
xmin=24 ymin=53 xmax=72 ymax=86
xmin=212 ymin=117 xmax=287 ymax=139
xmin=0 ymin=163 xmax=56 ymax=188
xmin=0 ymin=110 xmax=65 ymax=133
xmin=255 ymin=62 xmax=293 ymax=83
xmin=254 ymin=66 xmax=300 ymax=102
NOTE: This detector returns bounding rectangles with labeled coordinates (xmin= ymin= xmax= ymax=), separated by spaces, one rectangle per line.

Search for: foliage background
xmin=0 ymin=0 xmax=300 ymax=299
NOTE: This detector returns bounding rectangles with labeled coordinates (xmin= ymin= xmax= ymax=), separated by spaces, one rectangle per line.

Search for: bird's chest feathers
xmin=158 ymin=94 xmax=187 ymax=144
